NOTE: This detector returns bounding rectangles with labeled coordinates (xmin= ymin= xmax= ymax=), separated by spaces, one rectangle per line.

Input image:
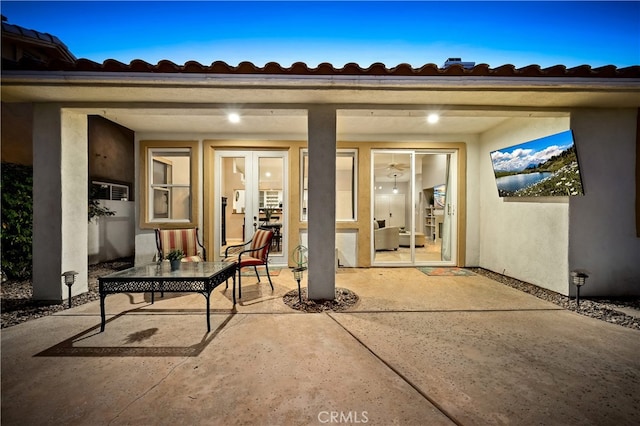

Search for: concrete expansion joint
xmin=107 ymin=356 xmax=190 ymax=425
xmin=326 ymin=313 xmax=464 ymax=426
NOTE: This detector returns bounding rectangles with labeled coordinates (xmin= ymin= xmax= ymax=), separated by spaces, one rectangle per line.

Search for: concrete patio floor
xmin=2 ymin=267 xmax=639 ymax=425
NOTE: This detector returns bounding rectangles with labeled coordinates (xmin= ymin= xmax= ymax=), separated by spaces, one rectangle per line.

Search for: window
xmin=301 ymin=149 xmax=357 ymax=221
xmin=140 ymin=141 xmax=199 ymax=228
xmin=150 ymin=150 xmax=190 ymax=221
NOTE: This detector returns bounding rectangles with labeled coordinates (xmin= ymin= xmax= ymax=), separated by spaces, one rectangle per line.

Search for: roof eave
xmin=3 ymin=69 xmax=639 ymax=91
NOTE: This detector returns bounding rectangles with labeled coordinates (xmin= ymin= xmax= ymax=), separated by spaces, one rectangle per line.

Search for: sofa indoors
xmin=374 ymin=220 xmax=400 ymax=251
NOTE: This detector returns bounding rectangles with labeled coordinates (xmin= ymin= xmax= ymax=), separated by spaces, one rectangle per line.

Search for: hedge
xmin=1 ymin=162 xmax=33 ymax=279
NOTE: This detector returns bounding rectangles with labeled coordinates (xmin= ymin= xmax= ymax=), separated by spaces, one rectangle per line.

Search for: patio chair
xmin=155 ymin=228 xmax=206 ymax=262
xmin=223 ymin=228 xmax=274 ymax=299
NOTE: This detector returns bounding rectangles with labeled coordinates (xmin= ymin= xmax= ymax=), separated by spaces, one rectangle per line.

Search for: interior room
xmin=373 ymin=152 xmax=451 ymax=264
xmin=220 ymin=156 xmax=285 ymax=258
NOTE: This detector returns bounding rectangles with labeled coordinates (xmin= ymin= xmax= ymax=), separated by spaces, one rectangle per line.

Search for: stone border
xmin=283 ymin=287 xmax=359 ymax=313
xmin=471 ymin=268 xmax=640 ymax=330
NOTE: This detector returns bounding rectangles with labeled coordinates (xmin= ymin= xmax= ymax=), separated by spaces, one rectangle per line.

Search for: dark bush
xmin=1 ymin=163 xmax=33 ymax=279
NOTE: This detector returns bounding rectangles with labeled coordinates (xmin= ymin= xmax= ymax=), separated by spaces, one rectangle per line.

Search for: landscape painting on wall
xmin=490 ymin=130 xmax=584 ymax=197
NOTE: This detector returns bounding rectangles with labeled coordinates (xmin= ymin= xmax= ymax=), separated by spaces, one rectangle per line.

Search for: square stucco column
xmin=33 ymin=106 xmax=88 ymax=301
xmin=307 ymin=106 xmax=337 ymax=300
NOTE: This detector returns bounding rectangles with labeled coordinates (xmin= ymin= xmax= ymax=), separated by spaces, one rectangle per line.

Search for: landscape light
xmin=571 ymin=270 xmax=589 ymax=310
xmin=62 ymin=270 xmax=78 ymax=309
xmin=291 ymin=245 xmax=308 ymax=304
xmin=293 ymin=267 xmax=305 ymax=304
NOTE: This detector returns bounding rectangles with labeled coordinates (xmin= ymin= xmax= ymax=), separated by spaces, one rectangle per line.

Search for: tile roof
xmin=3 ymin=57 xmax=639 ymax=78
xmin=1 ymin=22 xmax=76 ymax=62
xmin=1 ymin=22 xmax=63 ymax=45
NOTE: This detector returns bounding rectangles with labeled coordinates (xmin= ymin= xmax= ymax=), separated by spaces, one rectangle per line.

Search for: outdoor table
xmin=98 ymin=261 xmax=237 ymax=332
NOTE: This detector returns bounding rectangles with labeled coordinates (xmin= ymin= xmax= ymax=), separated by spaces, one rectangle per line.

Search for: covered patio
xmin=2 ymin=267 xmax=639 ymax=425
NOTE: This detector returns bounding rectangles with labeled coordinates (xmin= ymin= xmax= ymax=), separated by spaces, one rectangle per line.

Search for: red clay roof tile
xmin=3 ymin=57 xmax=639 ymax=78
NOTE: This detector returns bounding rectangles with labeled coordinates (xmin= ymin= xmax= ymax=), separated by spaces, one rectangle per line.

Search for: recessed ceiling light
xmin=427 ymin=113 xmax=440 ymax=124
xmin=265 ymin=172 xmax=272 ymax=177
xmin=228 ymin=113 xmax=240 ymax=123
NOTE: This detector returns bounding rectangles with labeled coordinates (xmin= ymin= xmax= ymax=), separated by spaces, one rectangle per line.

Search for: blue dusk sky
xmin=490 ymin=130 xmax=576 ymax=172
xmin=1 ymin=1 xmax=638 ymax=68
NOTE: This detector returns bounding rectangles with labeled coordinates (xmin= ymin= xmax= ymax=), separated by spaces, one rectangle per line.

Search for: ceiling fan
xmin=375 ymin=161 xmax=410 ymax=173
xmin=387 ymin=161 xmax=409 ymax=171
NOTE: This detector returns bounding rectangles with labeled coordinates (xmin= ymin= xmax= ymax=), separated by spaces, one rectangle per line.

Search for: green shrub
xmin=1 ymin=163 xmax=33 ymax=279
xmin=89 ymin=184 xmax=116 ymax=221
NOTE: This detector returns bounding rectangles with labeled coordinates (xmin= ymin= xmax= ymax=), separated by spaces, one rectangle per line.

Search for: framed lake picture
xmin=490 ymin=130 xmax=584 ymax=197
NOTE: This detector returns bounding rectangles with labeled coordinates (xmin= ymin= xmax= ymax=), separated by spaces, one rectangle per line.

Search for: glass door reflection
xmin=220 ymin=156 xmax=247 ymax=256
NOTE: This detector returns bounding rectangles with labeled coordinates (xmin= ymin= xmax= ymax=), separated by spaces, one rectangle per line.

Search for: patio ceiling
xmin=92 ymin=107 xmax=514 ymax=137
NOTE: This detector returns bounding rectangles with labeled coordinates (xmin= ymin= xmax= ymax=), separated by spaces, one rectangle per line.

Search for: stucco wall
xmin=1 ymin=111 xmax=135 ymax=185
xmin=464 ymin=134 xmax=481 ymax=266
xmin=1 ymin=102 xmax=33 ymax=165
xmin=88 ymin=200 xmax=135 ymax=264
xmin=421 ymin=154 xmax=447 ymax=188
xmin=479 ymin=117 xmax=571 ymax=294
xmin=569 ymin=109 xmax=640 ymax=296
xmin=88 ymin=115 xmax=135 ymax=191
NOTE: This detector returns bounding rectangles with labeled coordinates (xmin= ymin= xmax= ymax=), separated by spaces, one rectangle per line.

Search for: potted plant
xmin=167 ymin=249 xmax=184 ymax=271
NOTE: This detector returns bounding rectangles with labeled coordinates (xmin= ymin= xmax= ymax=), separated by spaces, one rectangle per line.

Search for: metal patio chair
xmin=223 ymin=228 xmax=274 ymax=299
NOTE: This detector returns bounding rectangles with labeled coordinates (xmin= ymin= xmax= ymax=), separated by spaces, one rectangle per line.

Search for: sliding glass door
xmin=372 ymin=149 xmax=457 ymax=266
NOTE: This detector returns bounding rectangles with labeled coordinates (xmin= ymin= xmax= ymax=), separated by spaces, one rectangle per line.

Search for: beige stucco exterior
xmin=2 ymin=68 xmax=639 ymax=299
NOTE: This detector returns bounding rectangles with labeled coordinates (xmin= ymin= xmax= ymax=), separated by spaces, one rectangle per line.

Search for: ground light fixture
xmin=291 ymin=245 xmax=308 ymax=303
xmin=392 ymin=174 xmax=398 ymax=194
xmin=571 ymin=270 xmax=589 ymax=310
xmin=61 ymin=270 xmax=78 ymax=309
xmin=293 ymin=267 xmax=306 ymax=304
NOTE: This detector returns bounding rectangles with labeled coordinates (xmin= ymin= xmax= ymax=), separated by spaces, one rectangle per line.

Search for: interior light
xmin=427 ymin=113 xmax=440 ymax=124
xmin=228 ymin=113 xmax=240 ymax=123
xmin=392 ymin=174 xmax=399 ymax=194
xmin=265 ymin=171 xmax=272 ymax=177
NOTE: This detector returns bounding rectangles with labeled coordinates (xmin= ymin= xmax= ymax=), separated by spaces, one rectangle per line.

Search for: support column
xmin=33 ymin=106 xmax=88 ymax=301
xmin=307 ymin=106 xmax=337 ymax=300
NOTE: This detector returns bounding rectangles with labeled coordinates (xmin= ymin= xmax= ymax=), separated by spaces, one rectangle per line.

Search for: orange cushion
xmin=238 ymin=256 xmax=264 ymax=267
